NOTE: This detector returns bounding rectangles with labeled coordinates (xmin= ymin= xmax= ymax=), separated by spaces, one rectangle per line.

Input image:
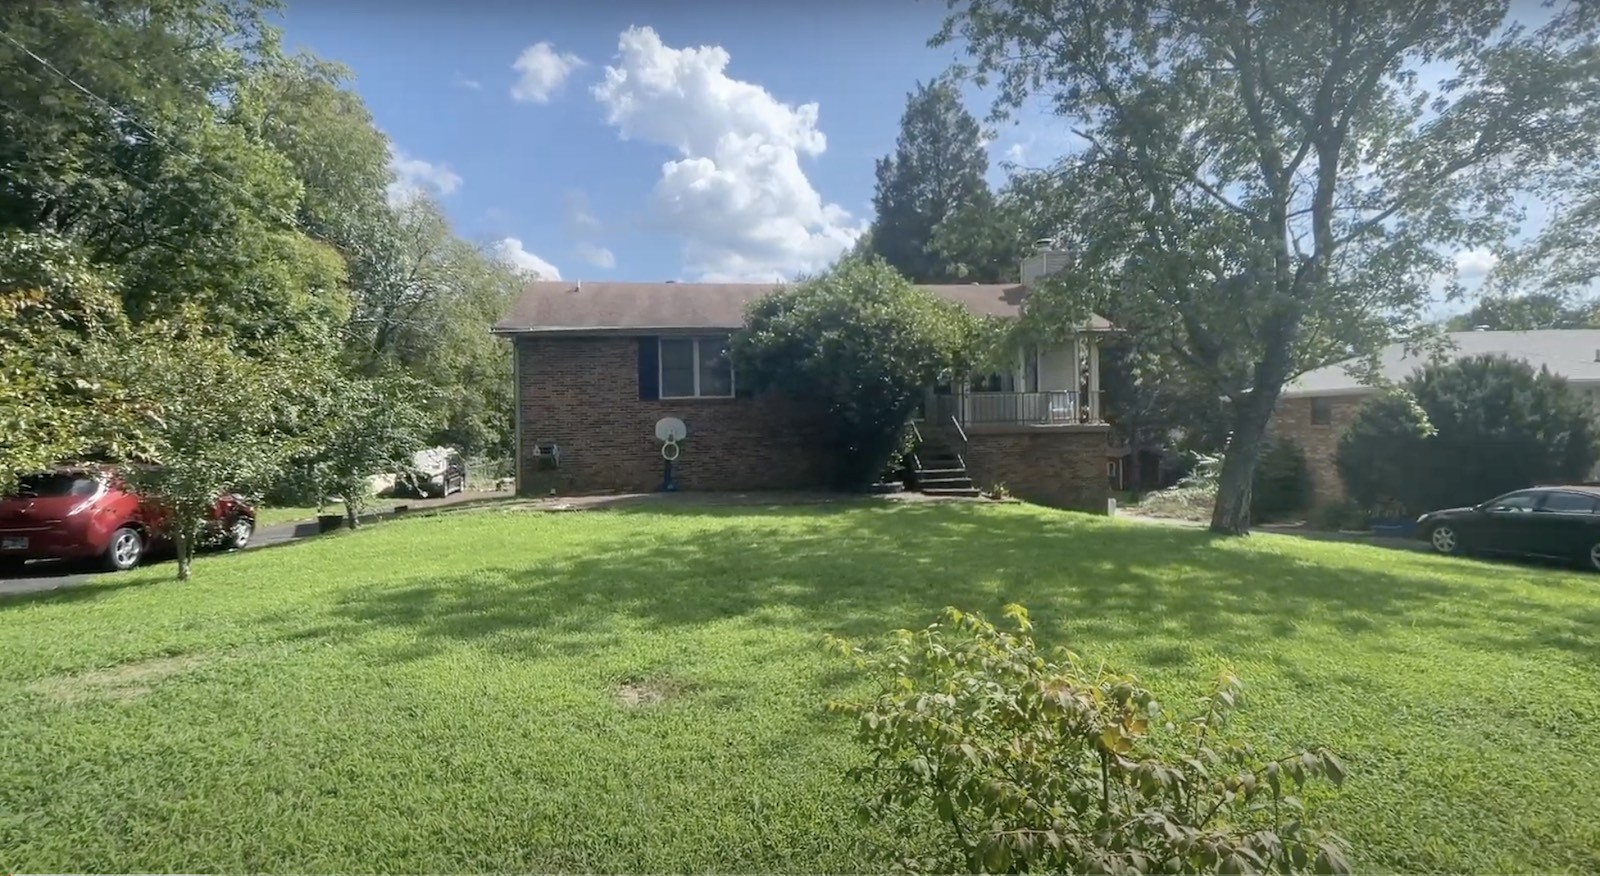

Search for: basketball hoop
xmin=661 ymin=440 xmax=680 ymax=461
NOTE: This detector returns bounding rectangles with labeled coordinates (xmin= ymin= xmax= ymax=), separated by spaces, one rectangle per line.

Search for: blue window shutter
xmin=638 ymin=337 xmax=659 ymax=400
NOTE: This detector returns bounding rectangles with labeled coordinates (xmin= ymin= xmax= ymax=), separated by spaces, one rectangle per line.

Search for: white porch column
xmin=1087 ymin=334 xmax=1101 ymax=421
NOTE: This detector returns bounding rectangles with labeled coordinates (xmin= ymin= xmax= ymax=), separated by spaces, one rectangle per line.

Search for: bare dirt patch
xmin=613 ymin=676 xmax=690 ymax=708
xmin=38 ymin=653 xmax=210 ymax=704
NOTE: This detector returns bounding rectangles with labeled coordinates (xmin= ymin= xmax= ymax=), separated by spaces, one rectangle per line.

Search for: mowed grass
xmin=1 ymin=502 xmax=1597 ymax=873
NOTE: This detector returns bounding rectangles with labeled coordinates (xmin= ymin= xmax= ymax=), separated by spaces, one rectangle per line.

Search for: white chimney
xmin=1021 ymin=238 xmax=1072 ymax=287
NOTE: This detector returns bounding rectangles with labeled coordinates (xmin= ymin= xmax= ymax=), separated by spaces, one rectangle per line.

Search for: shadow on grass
xmin=317 ymin=503 xmax=1597 ymax=670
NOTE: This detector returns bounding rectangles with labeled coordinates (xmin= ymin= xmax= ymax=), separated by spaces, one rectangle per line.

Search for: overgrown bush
xmin=826 ymin=606 xmax=1351 ymax=874
xmin=732 ymin=256 xmax=974 ymax=488
xmin=1250 ymin=438 xmax=1311 ymax=523
xmin=1338 ymin=355 xmax=1598 ymax=512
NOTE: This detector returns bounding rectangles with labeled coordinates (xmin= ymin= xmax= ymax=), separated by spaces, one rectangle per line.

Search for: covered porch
xmin=920 ymin=332 xmax=1107 ymax=427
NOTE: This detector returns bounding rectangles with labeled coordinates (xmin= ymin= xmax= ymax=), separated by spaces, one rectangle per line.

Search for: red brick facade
xmin=515 ymin=334 xmax=1112 ymax=510
xmin=959 ymin=425 xmax=1113 ymax=513
xmin=1265 ymin=394 xmax=1370 ymax=505
xmin=515 ymin=336 xmax=835 ymax=494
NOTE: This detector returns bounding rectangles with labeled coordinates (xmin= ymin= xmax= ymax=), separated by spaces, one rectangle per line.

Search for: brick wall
xmin=1266 ymin=394 xmax=1369 ymax=505
xmin=515 ymin=335 xmax=834 ymax=494
xmin=958 ymin=424 xmax=1113 ymax=513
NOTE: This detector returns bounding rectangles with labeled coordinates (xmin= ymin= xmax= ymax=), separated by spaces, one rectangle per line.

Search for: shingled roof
xmin=1283 ymin=329 xmax=1600 ymax=398
xmin=493 ymin=281 xmax=1116 ymax=335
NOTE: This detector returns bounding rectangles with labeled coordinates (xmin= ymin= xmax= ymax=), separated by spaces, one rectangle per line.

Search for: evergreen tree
xmin=868 ymin=81 xmax=998 ymax=283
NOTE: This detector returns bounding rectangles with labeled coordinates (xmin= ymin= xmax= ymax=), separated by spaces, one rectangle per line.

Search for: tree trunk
xmin=1209 ymin=400 xmax=1275 ymax=535
xmin=175 ymin=530 xmax=192 ymax=582
xmin=345 ymin=502 xmax=360 ymax=530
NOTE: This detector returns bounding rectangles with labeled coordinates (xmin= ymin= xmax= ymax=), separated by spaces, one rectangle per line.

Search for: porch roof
xmin=493 ymin=281 xmax=1116 ymax=335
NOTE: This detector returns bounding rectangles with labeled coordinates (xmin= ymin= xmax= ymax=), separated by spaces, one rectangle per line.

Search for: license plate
xmin=0 ymin=536 xmax=26 ymax=551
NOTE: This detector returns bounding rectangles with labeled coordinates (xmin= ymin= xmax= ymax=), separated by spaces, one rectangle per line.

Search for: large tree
xmin=869 ymin=80 xmax=1003 ymax=283
xmin=935 ymin=0 xmax=1600 ymax=533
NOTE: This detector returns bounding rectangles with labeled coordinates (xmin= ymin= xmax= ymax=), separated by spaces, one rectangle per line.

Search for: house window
xmin=659 ymin=336 xmax=734 ymax=399
xmin=971 ymin=371 xmax=1017 ymax=393
xmin=1023 ymin=344 xmax=1040 ymax=392
xmin=1310 ymin=397 xmax=1333 ymax=426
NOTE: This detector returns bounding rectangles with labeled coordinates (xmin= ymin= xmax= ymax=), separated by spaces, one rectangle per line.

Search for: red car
xmin=0 ymin=466 xmax=256 ymax=574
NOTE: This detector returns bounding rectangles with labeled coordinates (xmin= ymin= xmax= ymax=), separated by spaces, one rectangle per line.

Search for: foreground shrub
xmin=826 ymin=606 xmax=1350 ymax=874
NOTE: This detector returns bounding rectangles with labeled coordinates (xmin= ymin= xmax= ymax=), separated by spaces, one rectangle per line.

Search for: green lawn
xmin=1 ymin=502 xmax=1596 ymax=872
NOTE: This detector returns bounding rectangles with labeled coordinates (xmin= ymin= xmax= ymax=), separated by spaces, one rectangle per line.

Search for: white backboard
xmin=654 ymin=416 xmax=687 ymax=442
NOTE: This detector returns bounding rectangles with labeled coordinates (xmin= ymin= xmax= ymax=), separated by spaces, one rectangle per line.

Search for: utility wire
xmin=0 ymin=28 xmax=305 ymax=232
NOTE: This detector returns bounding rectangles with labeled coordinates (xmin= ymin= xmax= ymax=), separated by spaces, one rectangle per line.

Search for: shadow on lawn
xmin=322 ymin=503 xmax=1597 ymax=669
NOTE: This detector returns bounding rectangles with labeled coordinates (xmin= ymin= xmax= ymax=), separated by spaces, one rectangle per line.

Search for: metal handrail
xmin=908 ymin=419 xmax=925 ymax=472
xmin=949 ymin=414 xmax=968 ymax=470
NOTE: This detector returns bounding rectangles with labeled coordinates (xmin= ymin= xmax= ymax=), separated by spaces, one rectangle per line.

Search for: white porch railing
xmin=930 ymin=391 xmax=1104 ymax=426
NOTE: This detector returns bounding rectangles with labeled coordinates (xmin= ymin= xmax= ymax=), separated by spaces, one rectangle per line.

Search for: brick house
xmin=493 ymin=250 xmax=1121 ymax=512
xmin=1271 ymin=329 xmax=1600 ymax=505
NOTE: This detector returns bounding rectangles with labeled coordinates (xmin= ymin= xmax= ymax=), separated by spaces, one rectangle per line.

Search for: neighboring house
xmin=1272 ymin=329 xmax=1600 ymax=505
xmin=492 ymin=249 xmax=1121 ymax=511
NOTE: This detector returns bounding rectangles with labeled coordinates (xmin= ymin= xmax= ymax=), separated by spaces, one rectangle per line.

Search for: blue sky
xmin=275 ymin=1 xmax=1549 ymax=308
xmin=276 ymin=0 xmax=1053 ymax=282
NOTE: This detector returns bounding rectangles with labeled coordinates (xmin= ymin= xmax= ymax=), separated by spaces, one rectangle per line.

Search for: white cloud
xmin=454 ymin=73 xmax=482 ymax=91
xmin=591 ymin=26 xmax=862 ymax=281
xmin=1004 ymin=142 xmax=1028 ymax=164
xmin=493 ymin=237 xmax=561 ymax=279
xmin=511 ymin=42 xmax=584 ymax=104
xmin=562 ymin=189 xmax=603 ymax=236
xmin=576 ymin=242 xmax=616 ymax=269
xmin=386 ymin=145 xmax=462 ymax=206
xmin=1454 ymin=247 xmax=1499 ymax=279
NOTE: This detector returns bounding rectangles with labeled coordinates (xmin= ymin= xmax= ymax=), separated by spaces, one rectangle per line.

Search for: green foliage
xmin=1250 ymin=438 xmax=1311 ymax=523
xmin=1445 ymin=292 xmax=1600 ymax=332
xmin=88 ymin=320 xmax=313 ymax=580
xmin=0 ymin=229 xmax=128 ymax=490
xmin=274 ymin=373 xmax=432 ymax=527
xmin=1337 ymin=355 xmax=1598 ymax=513
xmin=869 ymin=81 xmax=1003 ymax=283
xmin=826 ymin=606 xmax=1350 ymax=874
xmin=344 ymin=197 xmax=523 ymax=456
xmin=732 ymin=257 xmax=975 ymax=488
xmin=0 ymin=0 xmax=520 ymax=475
xmin=1335 ymin=391 xmax=1435 ymax=516
xmin=933 ymin=0 xmax=1600 ymax=534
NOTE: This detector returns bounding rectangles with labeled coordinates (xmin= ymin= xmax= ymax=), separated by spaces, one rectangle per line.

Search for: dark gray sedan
xmin=1417 ymin=486 xmax=1600 ymax=571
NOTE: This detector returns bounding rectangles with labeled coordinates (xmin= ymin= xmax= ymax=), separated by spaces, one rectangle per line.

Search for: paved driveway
xmin=0 ymin=490 xmax=503 ymax=598
xmin=0 ymin=520 xmax=316 ymax=597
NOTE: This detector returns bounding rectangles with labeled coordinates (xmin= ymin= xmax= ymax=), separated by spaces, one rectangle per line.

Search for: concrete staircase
xmin=911 ymin=428 xmax=981 ymax=498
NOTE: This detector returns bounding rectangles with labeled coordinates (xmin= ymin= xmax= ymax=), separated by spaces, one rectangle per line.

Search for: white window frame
xmin=659 ymin=335 xmax=736 ymax=400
